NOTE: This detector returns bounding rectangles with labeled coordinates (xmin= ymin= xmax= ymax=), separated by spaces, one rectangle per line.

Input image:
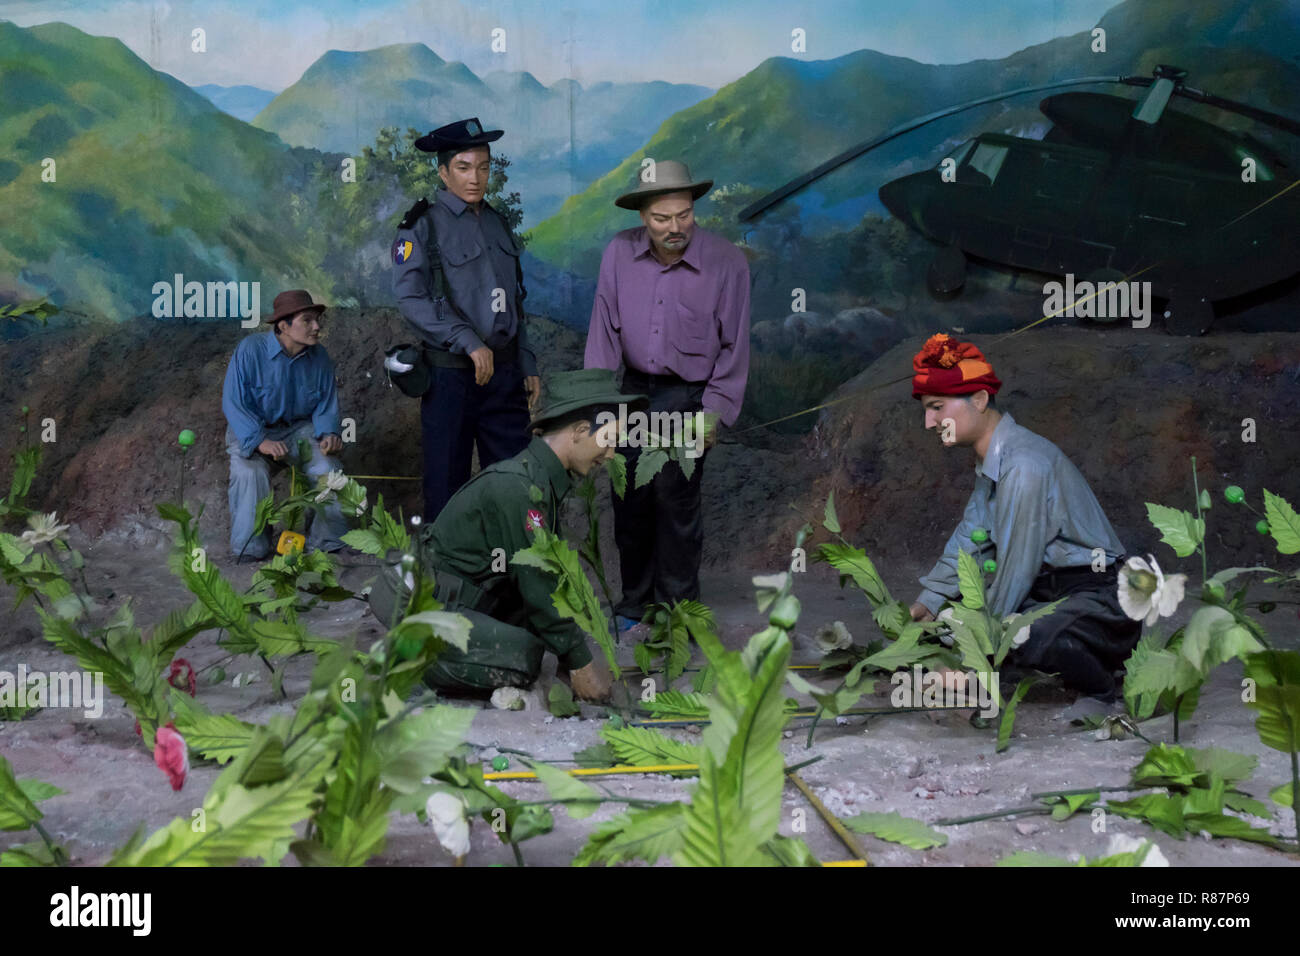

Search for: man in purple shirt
xmin=584 ymin=160 xmax=751 ymax=625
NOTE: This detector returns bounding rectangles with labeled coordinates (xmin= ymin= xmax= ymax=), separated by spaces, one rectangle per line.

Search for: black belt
xmin=1030 ymin=559 xmax=1121 ymax=600
xmin=430 ymin=564 xmax=502 ymax=615
xmin=424 ymin=341 xmax=518 ymax=369
xmin=622 ymin=369 xmax=707 ymax=389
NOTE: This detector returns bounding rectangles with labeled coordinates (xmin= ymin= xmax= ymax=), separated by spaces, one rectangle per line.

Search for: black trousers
xmin=612 ymin=371 xmax=708 ymax=619
xmin=420 ymin=356 xmax=530 ymax=520
xmin=1011 ymin=562 xmax=1142 ymax=698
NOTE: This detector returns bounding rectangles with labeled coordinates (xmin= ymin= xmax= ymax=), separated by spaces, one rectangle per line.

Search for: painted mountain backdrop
xmin=2 ymin=0 xmax=1298 ymax=335
xmin=0 ymin=21 xmax=328 ymax=322
xmin=251 ymin=42 xmax=713 ymax=224
xmin=192 ymin=84 xmax=278 ymax=122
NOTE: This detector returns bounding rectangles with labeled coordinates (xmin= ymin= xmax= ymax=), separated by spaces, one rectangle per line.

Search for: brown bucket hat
xmin=268 ymin=289 xmax=326 ymax=325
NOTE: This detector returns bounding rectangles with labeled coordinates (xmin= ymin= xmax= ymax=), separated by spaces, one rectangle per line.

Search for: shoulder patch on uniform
xmin=392 ymin=238 xmax=414 ymax=264
xmin=398 ymin=197 xmax=430 ymax=230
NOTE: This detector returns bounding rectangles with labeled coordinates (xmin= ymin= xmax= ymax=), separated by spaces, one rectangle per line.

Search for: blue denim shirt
xmin=222 ymin=331 xmax=341 ymax=457
xmin=916 ymin=413 xmax=1127 ymax=617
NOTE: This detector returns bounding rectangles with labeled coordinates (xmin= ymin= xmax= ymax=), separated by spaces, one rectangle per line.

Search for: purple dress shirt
xmin=584 ymin=225 xmax=751 ymax=426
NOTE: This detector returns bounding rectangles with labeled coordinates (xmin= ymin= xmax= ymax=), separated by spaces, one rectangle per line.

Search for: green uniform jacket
xmin=426 ymin=436 xmax=593 ymax=670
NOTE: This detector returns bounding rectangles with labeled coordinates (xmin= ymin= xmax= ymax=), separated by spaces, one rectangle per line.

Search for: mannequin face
xmin=438 ymin=146 xmax=491 ymax=206
xmin=921 ymin=391 xmax=989 ymax=446
xmin=567 ymin=419 xmax=619 ymax=476
xmin=277 ymin=309 xmax=323 ymax=352
xmin=639 ymin=192 xmax=695 ymax=259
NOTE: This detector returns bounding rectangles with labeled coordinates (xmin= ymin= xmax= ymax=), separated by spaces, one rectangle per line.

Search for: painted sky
xmin=1 ymin=0 xmax=1119 ymax=90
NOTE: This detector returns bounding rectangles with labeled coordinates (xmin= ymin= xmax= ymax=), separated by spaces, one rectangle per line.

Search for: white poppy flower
xmin=1117 ymin=555 xmax=1186 ymax=626
xmin=491 ymin=687 xmax=526 ymax=711
xmin=813 ymin=621 xmax=852 ymax=654
xmin=314 ymin=469 xmax=349 ymax=503
xmin=1105 ymin=833 xmax=1169 ymax=867
xmin=426 ymin=792 xmax=471 ymax=859
xmin=20 ymin=512 xmax=70 ymax=545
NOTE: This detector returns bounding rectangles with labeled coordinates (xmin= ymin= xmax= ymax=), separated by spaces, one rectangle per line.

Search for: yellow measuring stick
xmin=483 ymin=763 xmax=698 ymax=781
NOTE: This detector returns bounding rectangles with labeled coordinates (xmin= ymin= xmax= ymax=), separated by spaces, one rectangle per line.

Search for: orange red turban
xmin=911 ymin=333 xmax=1002 ymax=399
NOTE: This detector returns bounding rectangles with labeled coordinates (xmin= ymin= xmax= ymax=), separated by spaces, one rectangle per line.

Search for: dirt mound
xmin=775 ymin=326 xmax=1300 ymax=574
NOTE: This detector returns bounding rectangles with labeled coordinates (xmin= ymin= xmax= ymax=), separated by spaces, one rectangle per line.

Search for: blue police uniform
xmin=392 ymin=118 xmax=537 ymax=520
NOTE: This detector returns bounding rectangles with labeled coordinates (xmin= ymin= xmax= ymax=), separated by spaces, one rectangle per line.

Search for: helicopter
xmin=738 ymin=65 xmax=1300 ymax=335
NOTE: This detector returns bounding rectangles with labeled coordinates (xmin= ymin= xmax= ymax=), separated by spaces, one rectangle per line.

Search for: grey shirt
xmin=915 ymin=412 xmax=1127 ymax=618
xmin=392 ymin=187 xmax=537 ymax=377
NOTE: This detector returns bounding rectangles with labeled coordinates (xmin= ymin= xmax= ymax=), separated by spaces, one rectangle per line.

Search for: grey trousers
xmin=225 ymin=422 xmax=348 ymax=559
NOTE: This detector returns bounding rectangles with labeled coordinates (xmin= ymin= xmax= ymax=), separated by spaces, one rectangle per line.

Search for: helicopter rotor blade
xmin=737 ymin=74 xmax=1152 ymax=222
xmin=1173 ymin=86 xmax=1300 ymax=138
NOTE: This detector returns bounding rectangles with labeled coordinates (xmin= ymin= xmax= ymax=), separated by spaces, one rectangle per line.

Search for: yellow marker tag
xmin=276 ymin=531 xmax=306 ymax=556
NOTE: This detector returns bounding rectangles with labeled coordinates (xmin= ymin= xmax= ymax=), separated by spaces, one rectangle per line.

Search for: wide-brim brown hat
xmin=268 ymin=289 xmax=326 ymax=325
xmin=528 ymin=368 xmax=648 ymax=432
xmin=614 ymin=159 xmax=713 ymax=210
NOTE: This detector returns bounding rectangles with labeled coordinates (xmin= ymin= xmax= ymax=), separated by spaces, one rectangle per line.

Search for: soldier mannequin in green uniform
xmin=370 ymin=369 xmax=647 ymax=702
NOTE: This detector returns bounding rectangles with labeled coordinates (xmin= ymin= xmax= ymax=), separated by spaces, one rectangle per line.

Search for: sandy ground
xmin=2 ymin=525 xmax=1296 ymax=868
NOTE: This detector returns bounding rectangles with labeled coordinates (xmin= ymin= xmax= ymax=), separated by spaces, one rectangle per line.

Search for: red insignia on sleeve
xmin=525 ymin=509 xmax=545 ymax=532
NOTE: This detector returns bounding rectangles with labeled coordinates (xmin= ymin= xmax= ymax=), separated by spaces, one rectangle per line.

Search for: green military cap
xmin=528 ymin=368 xmax=648 ymax=432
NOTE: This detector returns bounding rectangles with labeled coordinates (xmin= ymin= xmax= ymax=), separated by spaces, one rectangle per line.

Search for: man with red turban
xmin=908 ymin=334 xmax=1140 ymax=706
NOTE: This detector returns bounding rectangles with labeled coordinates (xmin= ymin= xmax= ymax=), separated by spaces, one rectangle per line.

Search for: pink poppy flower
xmin=154 ymin=724 xmax=189 ymax=791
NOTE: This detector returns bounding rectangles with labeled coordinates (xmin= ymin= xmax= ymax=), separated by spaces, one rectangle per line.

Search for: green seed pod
xmin=20 ymin=405 xmax=29 ymax=414
xmin=177 ymin=429 xmax=196 ymax=447
xmin=982 ymin=559 xmax=997 ymax=574
xmin=395 ymin=635 xmax=422 ymax=660
xmin=768 ymin=594 xmax=801 ymax=630
xmin=1224 ymin=485 xmax=1245 ymax=504
xmin=970 ymin=528 xmax=988 ymax=543
xmin=1256 ymin=519 xmax=1270 ymax=535
xmin=491 ymin=756 xmax=509 ymax=772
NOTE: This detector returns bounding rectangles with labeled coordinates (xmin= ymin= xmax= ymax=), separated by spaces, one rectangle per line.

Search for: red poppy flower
xmin=154 ymin=724 xmax=189 ymax=791
xmin=168 ymin=658 xmax=197 ymax=697
xmin=525 ymin=509 xmax=545 ymax=532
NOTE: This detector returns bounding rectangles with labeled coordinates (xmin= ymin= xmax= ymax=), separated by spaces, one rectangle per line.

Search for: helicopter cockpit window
xmin=966 ymin=142 xmax=1009 ymax=184
xmin=938 ymin=140 xmax=976 ymax=170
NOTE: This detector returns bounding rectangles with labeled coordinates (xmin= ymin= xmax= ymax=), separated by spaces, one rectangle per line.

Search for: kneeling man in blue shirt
xmin=221 ymin=289 xmax=349 ymax=561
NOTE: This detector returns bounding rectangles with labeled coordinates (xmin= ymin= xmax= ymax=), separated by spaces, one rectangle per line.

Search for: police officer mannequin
xmin=392 ymin=118 xmax=542 ymax=521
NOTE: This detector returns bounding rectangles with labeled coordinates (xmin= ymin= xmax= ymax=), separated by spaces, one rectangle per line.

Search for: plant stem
xmin=31 ymin=818 xmax=69 ymax=866
xmin=936 ymin=806 xmax=1052 ymax=827
xmin=1191 ymin=456 xmax=1208 ymax=586
xmin=1291 ymin=743 xmax=1299 ymax=846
